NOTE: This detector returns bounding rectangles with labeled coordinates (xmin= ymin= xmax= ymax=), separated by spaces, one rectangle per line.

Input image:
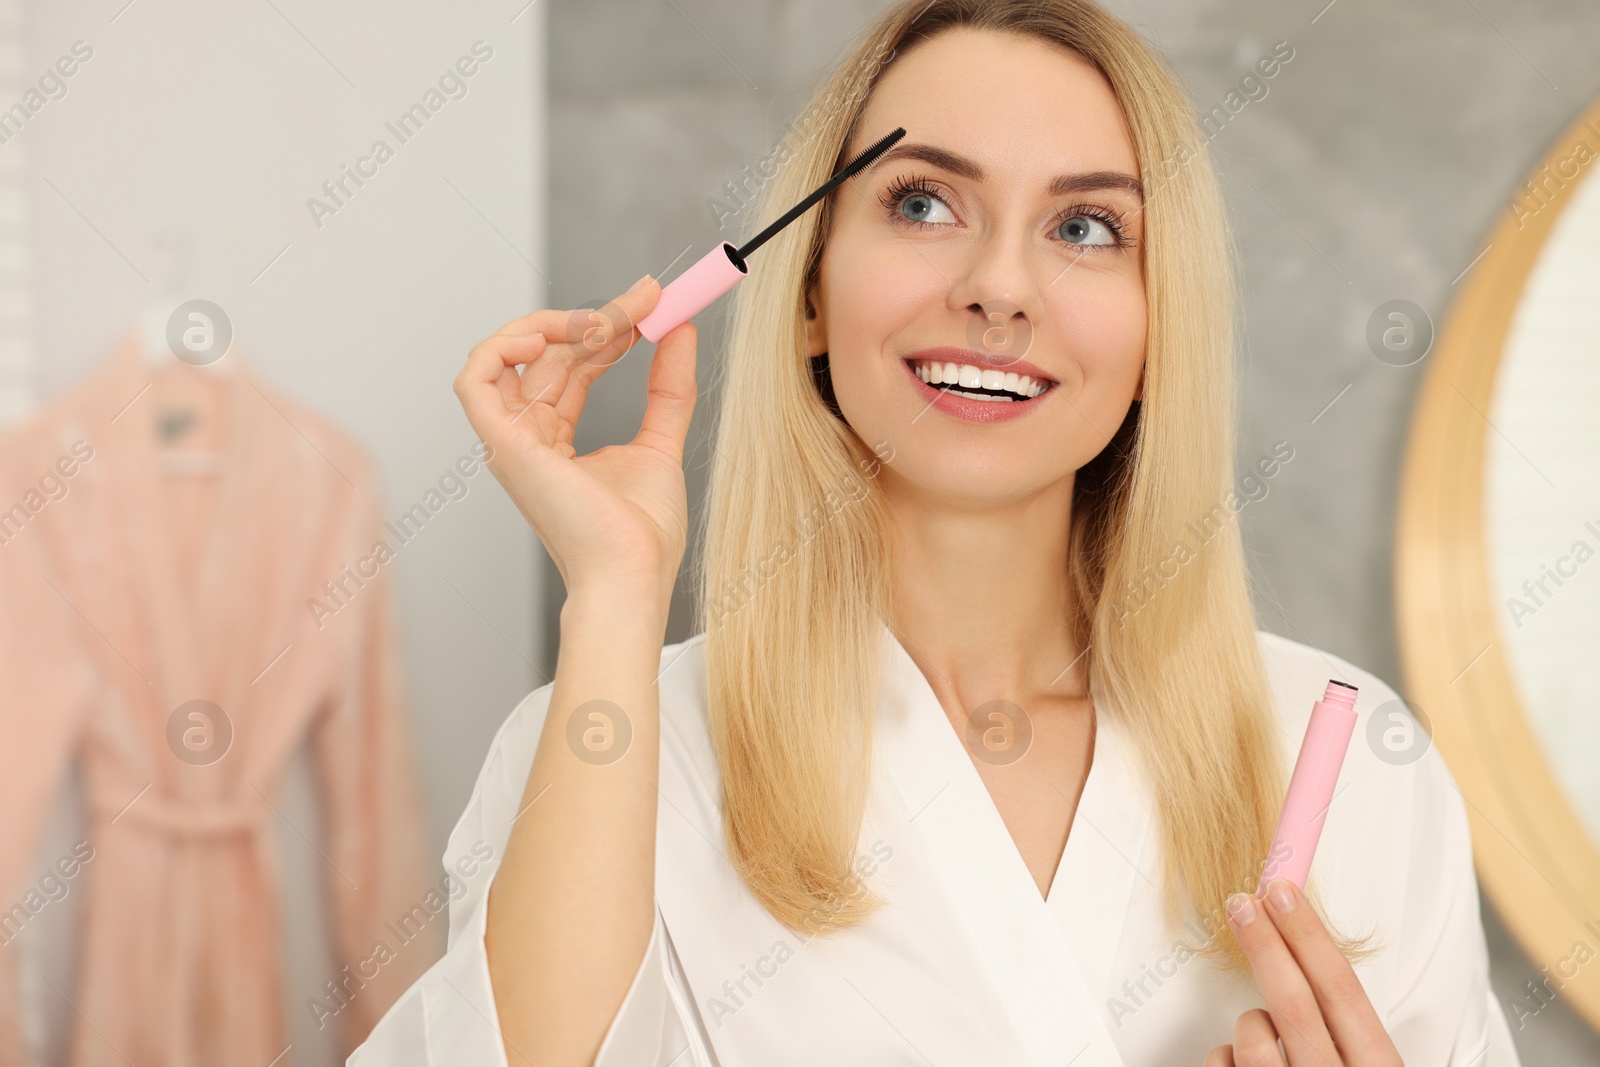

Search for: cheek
xmin=825 ymin=232 xmax=933 ymax=340
xmin=1053 ymin=278 xmax=1147 ymax=380
xmin=820 ymin=238 xmax=936 ymax=405
xmin=827 ymin=343 xmax=894 ymax=435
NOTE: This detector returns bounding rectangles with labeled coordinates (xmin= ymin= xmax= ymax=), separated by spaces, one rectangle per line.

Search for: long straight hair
xmin=695 ymin=0 xmax=1374 ymax=975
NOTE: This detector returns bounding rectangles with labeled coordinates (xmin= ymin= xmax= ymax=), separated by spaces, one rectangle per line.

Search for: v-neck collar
xmin=873 ymin=620 xmax=1137 ymax=1065
xmin=100 ymin=334 xmax=254 ymax=709
xmin=1045 ymin=659 xmax=1157 ymax=1004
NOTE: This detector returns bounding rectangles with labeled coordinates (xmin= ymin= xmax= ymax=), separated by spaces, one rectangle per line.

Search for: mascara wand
xmin=636 ymin=126 xmax=907 ymax=343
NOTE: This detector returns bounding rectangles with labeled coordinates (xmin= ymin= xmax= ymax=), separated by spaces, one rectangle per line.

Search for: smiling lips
xmin=902 ymin=346 xmax=1057 ymax=422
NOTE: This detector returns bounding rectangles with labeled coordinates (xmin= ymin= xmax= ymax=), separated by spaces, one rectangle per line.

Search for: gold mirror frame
xmin=1397 ymin=94 xmax=1600 ymax=1031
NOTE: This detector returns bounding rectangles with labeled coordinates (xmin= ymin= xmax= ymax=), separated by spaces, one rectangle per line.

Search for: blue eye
xmin=1059 ymin=214 xmax=1117 ymax=246
xmin=879 ymin=174 xmax=1131 ymax=250
xmin=891 ymin=187 xmax=956 ymax=226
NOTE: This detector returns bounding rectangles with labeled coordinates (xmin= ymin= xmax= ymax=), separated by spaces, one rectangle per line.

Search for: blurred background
xmin=0 ymin=0 xmax=1596 ymax=1064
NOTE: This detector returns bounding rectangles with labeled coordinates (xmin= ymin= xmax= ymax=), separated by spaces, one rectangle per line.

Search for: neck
xmin=883 ymin=472 xmax=1087 ymax=710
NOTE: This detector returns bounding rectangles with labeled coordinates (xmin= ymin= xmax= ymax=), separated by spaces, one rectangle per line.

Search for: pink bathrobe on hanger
xmin=0 ymin=335 xmax=439 ymax=1066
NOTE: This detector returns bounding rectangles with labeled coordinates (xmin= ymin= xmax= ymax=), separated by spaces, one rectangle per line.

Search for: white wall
xmin=15 ymin=1 xmax=545 ymax=1063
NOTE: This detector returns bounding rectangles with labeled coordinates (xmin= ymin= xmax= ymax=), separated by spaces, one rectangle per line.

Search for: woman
xmin=354 ymin=1 xmax=1520 ymax=1064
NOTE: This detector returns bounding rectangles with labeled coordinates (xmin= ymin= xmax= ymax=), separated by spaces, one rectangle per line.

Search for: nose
xmin=950 ymin=233 xmax=1042 ymax=362
xmin=960 ymin=275 xmax=1036 ymax=367
xmin=968 ymin=298 xmax=1031 ymax=361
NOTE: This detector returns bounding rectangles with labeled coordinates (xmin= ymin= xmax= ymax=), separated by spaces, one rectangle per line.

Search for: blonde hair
xmin=695 ymin=0 xmax=1376 ymax=976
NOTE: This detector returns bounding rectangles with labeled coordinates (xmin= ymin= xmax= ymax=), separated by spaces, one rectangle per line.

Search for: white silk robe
xmin=352 ymin=625 xmax=1522 ymax=1066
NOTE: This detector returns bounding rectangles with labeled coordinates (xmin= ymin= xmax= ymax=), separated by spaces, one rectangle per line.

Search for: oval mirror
xmin=1397 ymin=93 xmax=1600 ymax=1032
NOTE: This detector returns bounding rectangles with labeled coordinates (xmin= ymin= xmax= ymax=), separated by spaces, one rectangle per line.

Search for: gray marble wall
xmin=546 ymin=1 xmax=1600 ymax=1060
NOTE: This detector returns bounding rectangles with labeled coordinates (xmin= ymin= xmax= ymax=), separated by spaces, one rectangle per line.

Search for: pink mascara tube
xmin=636 ymin=126 xmax=907 ymax=343
xmin=1257 ymin=679 xmax=1359 ymax=896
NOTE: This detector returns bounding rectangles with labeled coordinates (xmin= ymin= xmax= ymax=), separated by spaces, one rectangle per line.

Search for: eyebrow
xmin=869 ymin=142 xmax=1144 ymax=201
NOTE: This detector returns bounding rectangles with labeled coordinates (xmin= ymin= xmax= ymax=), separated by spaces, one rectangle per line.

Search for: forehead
xmin=853 ymin=26 xmax=1138 ymax=181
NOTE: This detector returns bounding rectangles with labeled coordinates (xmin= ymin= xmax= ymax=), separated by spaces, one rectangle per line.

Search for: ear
xmin=804 ymin=286 xmax=826 ymax=358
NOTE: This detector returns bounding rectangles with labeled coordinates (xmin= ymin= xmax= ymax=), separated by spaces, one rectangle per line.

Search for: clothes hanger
xmin=139 ymin=229 xmax=228 ymax=476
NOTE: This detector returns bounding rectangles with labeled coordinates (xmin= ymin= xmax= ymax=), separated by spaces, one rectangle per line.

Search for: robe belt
xmin=89 ymin=789 xmax=272 ymax=836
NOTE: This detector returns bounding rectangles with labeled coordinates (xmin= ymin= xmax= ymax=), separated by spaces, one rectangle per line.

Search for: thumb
xmin=632 ymin=321 xmax=698 ymax=462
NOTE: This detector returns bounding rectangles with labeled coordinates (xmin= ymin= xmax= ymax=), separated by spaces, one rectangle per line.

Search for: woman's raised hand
xmin=1203 ymin=880 xmax=1403 ymax=1066
xmin=454 ymin=276 xmax=697 ymax=603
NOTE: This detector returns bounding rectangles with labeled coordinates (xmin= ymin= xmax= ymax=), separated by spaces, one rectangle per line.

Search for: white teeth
xmin=912 ymin=360 xmax=1047 ymax=399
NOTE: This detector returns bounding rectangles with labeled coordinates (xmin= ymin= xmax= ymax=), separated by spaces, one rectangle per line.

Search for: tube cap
xmin=637 ymin=242 xmax=749 ymax=343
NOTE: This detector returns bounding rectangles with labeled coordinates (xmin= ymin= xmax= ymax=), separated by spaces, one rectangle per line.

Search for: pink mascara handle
xmin=1257 ymin=680 xmax=1358 ymax=895
xmin=636 ymin=241 xmax=750 ymax=343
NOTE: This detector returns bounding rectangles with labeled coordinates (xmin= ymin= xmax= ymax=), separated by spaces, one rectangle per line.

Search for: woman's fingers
xmin=1226 ymin=891 xmax=1342 ymax=1066
xmin=1200 ymin=1007 xmax=1287 ymax=1067
xmin=1233 ymin=1008 xmax=1288 ymax=1065
xmin=633 ymin=321 xmax=698 ymax=462
xmin=457 ymin=278 xmax=664 ymax=436
xmin=455 ymin=329 xmax=550 ymax=441
xmin=528 ymin=279 xmax=663 ymax=426
xmin=488 ymin=298 xmax=628 ymax=342
xmin=1260 ymin=880 xmax=1401 ymax=1065
xmin=1203 ymin=1007 xmax=1286 ymax=1067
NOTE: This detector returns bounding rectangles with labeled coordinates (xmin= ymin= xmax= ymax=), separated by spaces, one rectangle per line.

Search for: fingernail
xmin=1226 ymin=893 xmax=1257 ymax=926
xmin=1267 ymin=880 xmax=1296 ymax=913
xmin=627 ymin=273 xmax=653 ymax=293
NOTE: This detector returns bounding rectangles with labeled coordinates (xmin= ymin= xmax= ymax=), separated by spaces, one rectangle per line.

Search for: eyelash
xmin=877 ymin=174 xmax=1132 ymax=250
